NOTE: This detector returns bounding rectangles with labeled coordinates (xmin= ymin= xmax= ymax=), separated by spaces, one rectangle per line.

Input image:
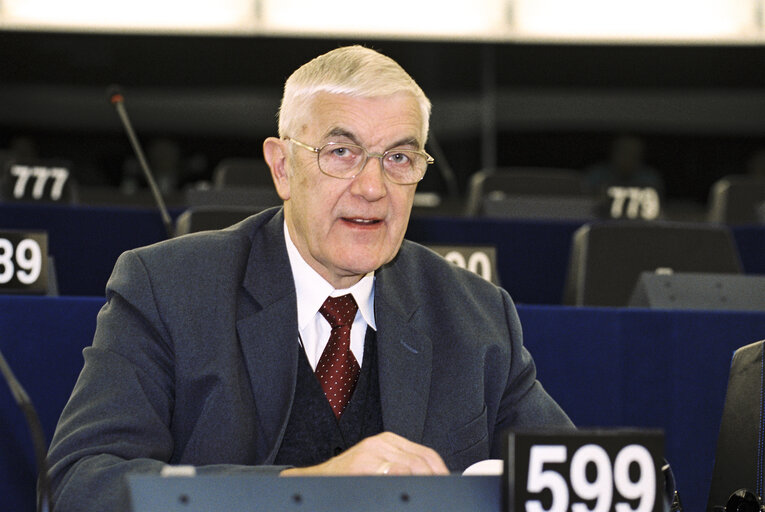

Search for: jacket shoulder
xmin=110 ymin=207 xmax=281 ymax=299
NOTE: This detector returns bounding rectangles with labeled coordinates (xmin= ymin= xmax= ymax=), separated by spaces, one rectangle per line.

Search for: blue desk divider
xmin=128 ymin=474 xmax=502 ymax=512
xmin=2 ymin=203 xmax=765 ymax=303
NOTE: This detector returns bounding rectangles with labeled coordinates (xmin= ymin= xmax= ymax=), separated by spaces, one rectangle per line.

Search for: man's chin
xmin=335 ymin=255 xmax=389 ymax=278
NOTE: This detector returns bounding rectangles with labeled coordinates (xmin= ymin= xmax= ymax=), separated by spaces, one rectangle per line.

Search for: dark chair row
xmin=4 ymin=156 xmax=765 ymax=225
xmin=188 ymin=164 xmax=765 ymax=226
xmin=466 ymin=167 xmax=765 ymax=225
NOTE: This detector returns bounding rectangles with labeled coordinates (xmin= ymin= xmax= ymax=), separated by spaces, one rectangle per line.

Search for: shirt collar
xmin=284 ymin=221 xmax=376 ymax=332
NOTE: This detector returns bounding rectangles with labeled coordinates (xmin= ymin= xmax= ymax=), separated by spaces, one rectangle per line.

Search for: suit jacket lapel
xmin=235 ymin=210 xmax=299 ymax=463
xmin=232 ymin=211 xmax=434 ymax=456
xmin=375 ymin=261 xmax=433 ymax=443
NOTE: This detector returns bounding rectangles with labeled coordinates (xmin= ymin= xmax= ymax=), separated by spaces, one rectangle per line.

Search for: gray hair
xmin=278 ymin=45 xmax=431 ymax=143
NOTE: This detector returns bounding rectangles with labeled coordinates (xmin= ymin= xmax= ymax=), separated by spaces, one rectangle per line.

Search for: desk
xmin=0 ymin=203 xmax=167 ymax=297
xmin=128 ymin=474 xmax=501 ymax=512
xmin=407 ymin=216 xmax=581 ymax=305
xmin=2 ymin=295 xmax=764 ymax=511
xmin=407 ymin=215 xmax=765 ymax=305
xmin=0 ymin=295 xmax=102 ymax=512
xmin=2 ymin=203 xmax=764 ymax=303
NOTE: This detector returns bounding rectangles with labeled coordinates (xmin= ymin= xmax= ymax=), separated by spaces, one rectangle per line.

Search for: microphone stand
xmin=0 ymin=348 xmax=52 ymax=512
xmin=108 ymin=86 xmax=175 ymax=239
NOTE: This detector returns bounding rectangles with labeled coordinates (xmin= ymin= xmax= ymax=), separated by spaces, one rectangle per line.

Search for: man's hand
xmin=280 ymin=432 xmax=449 ymax=476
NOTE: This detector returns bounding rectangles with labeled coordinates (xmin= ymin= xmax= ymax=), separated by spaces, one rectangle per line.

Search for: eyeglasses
xmin=284 ymin=137 xmax=433 ymax=185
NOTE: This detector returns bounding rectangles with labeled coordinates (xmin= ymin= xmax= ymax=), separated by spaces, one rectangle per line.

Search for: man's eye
xmin=388 ymin=153 xmax=410 ymax=164
xmin=330 ymin=146 xmax=357 ymax=158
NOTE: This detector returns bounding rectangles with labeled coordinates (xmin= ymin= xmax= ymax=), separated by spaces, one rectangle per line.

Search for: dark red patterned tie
xmin=316 ymin=294 xmax=360 ymax=419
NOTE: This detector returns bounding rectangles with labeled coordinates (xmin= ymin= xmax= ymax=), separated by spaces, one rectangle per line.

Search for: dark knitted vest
xmin=274 ymin=328 xmax=384 ymax=467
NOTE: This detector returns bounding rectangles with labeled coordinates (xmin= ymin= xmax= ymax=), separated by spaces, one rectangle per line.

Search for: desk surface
xmin=2 ymin=296 xmax=765 ymax=511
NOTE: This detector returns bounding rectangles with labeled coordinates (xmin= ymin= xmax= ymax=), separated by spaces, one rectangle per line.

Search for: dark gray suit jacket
xmin=46 ymin=207 xmax=572 ymax=511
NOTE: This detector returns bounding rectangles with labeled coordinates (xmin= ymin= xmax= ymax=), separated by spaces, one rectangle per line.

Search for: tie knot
xmin=320 ymin=294 xmax=358 ymax=328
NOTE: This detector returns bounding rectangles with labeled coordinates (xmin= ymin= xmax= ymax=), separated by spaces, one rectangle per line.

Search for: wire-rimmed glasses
xmin=284 ymin=137 xmax=433 ymax=185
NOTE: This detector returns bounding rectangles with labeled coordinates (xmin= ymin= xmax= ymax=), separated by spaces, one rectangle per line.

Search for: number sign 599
xmin=0 ymin=231 xmax=48 ymax=293
xmin=507 ymin=430 xmax=663 ymax=512
xmin=527 ymin=444 xmax=654 ymax=512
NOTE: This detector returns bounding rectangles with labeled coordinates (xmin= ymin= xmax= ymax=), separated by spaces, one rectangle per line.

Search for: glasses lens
xmin=318 ymin=143 xmax=365 ymax=178
xmin=317 ymin=143 xmax=428 ymax=184
xmin=383 ymin=150 xmax=426 ymax=184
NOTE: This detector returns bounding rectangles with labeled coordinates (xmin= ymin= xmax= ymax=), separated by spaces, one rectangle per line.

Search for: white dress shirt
xmin=284 ymin=222 xmax=376 ymax=370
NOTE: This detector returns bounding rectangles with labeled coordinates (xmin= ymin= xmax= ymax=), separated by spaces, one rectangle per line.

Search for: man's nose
xmin=350 ymin=155 xmax=387 ymax=200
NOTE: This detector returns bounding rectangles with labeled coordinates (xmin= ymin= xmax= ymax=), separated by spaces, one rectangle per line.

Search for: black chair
xmin=174 ymin=206 xmax=262 ymax=236
xmin=707 ymin=339 xmax=765 ymax=511
xmin=465 ymin=167 xmax=590 ymax=218
xmin=76 ymin=186 xmax=186 ymax=208
xmin=187 ymin=158 xmax=281 ymax=210
xmin=707 ymin=175 xmax=765 ymax=225
xmin=183 ymin=186 xmax=281 ymax=209
xmin=563 ymin=222 xmax=743 ymax=307
xmin=212 ymin=158 xmax=273 ymax=189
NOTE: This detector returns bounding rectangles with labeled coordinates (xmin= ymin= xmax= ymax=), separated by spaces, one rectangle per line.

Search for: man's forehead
xmin=299 ymin=93 xmax=425 ymax=146
xmin=307 ymin=90 xmax=422 ymax=117
xmin=320 ymin=127 xmax=421 ymax=149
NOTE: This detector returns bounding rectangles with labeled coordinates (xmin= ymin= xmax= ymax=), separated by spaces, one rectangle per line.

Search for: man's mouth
xmin=342 ymin=217 xmax=381 ymax=225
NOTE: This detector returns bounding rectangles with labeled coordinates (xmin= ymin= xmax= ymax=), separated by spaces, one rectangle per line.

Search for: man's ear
xmin=263 ymin=137 xmax=290 ymax=200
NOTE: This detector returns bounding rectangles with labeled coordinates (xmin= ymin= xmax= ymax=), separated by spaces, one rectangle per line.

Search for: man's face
xmin=271 ymin=91 xmax=424 ymax=289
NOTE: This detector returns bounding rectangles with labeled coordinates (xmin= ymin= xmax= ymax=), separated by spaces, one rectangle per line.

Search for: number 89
xmin=0 ymin=238 xmax=43 ymax=285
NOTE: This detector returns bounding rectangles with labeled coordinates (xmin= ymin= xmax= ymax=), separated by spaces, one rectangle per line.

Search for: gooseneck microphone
xmin=0 ymin=348 xmax=52 ymax=512
xmin=107 ymin=85 xmax=174 ymax=238
xmin=723 ymin=489 xmax=765 ymax=512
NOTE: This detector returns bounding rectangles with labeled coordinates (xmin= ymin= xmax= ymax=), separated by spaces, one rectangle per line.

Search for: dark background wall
xmin=1 ymin=30 xmax=764 ymax=205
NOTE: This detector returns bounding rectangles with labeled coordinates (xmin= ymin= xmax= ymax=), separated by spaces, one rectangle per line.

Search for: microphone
xmin=723 ymin=489 xmax=765 ymax=512
xmin=107 ymin=85 xmax=174 ymax=238
xmin=0 ymin=348 xmax=52 ymax=512
xmin=710 ymin=489 xmax=765 ymax=512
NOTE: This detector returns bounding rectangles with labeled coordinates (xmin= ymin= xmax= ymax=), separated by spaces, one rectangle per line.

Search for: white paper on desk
xmin=160 ymin=465 xmax=197 ymax=477
xmin=461 ymin=459 xmax=503 ymax=475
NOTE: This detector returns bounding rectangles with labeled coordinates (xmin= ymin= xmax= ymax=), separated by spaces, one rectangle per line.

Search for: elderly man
xmin=46 ymin=46 xmax=572 ymax=511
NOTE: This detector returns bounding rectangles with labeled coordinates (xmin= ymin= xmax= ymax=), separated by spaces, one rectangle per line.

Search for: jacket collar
xmin=236 ymin=209 xmax=300 ymax=462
